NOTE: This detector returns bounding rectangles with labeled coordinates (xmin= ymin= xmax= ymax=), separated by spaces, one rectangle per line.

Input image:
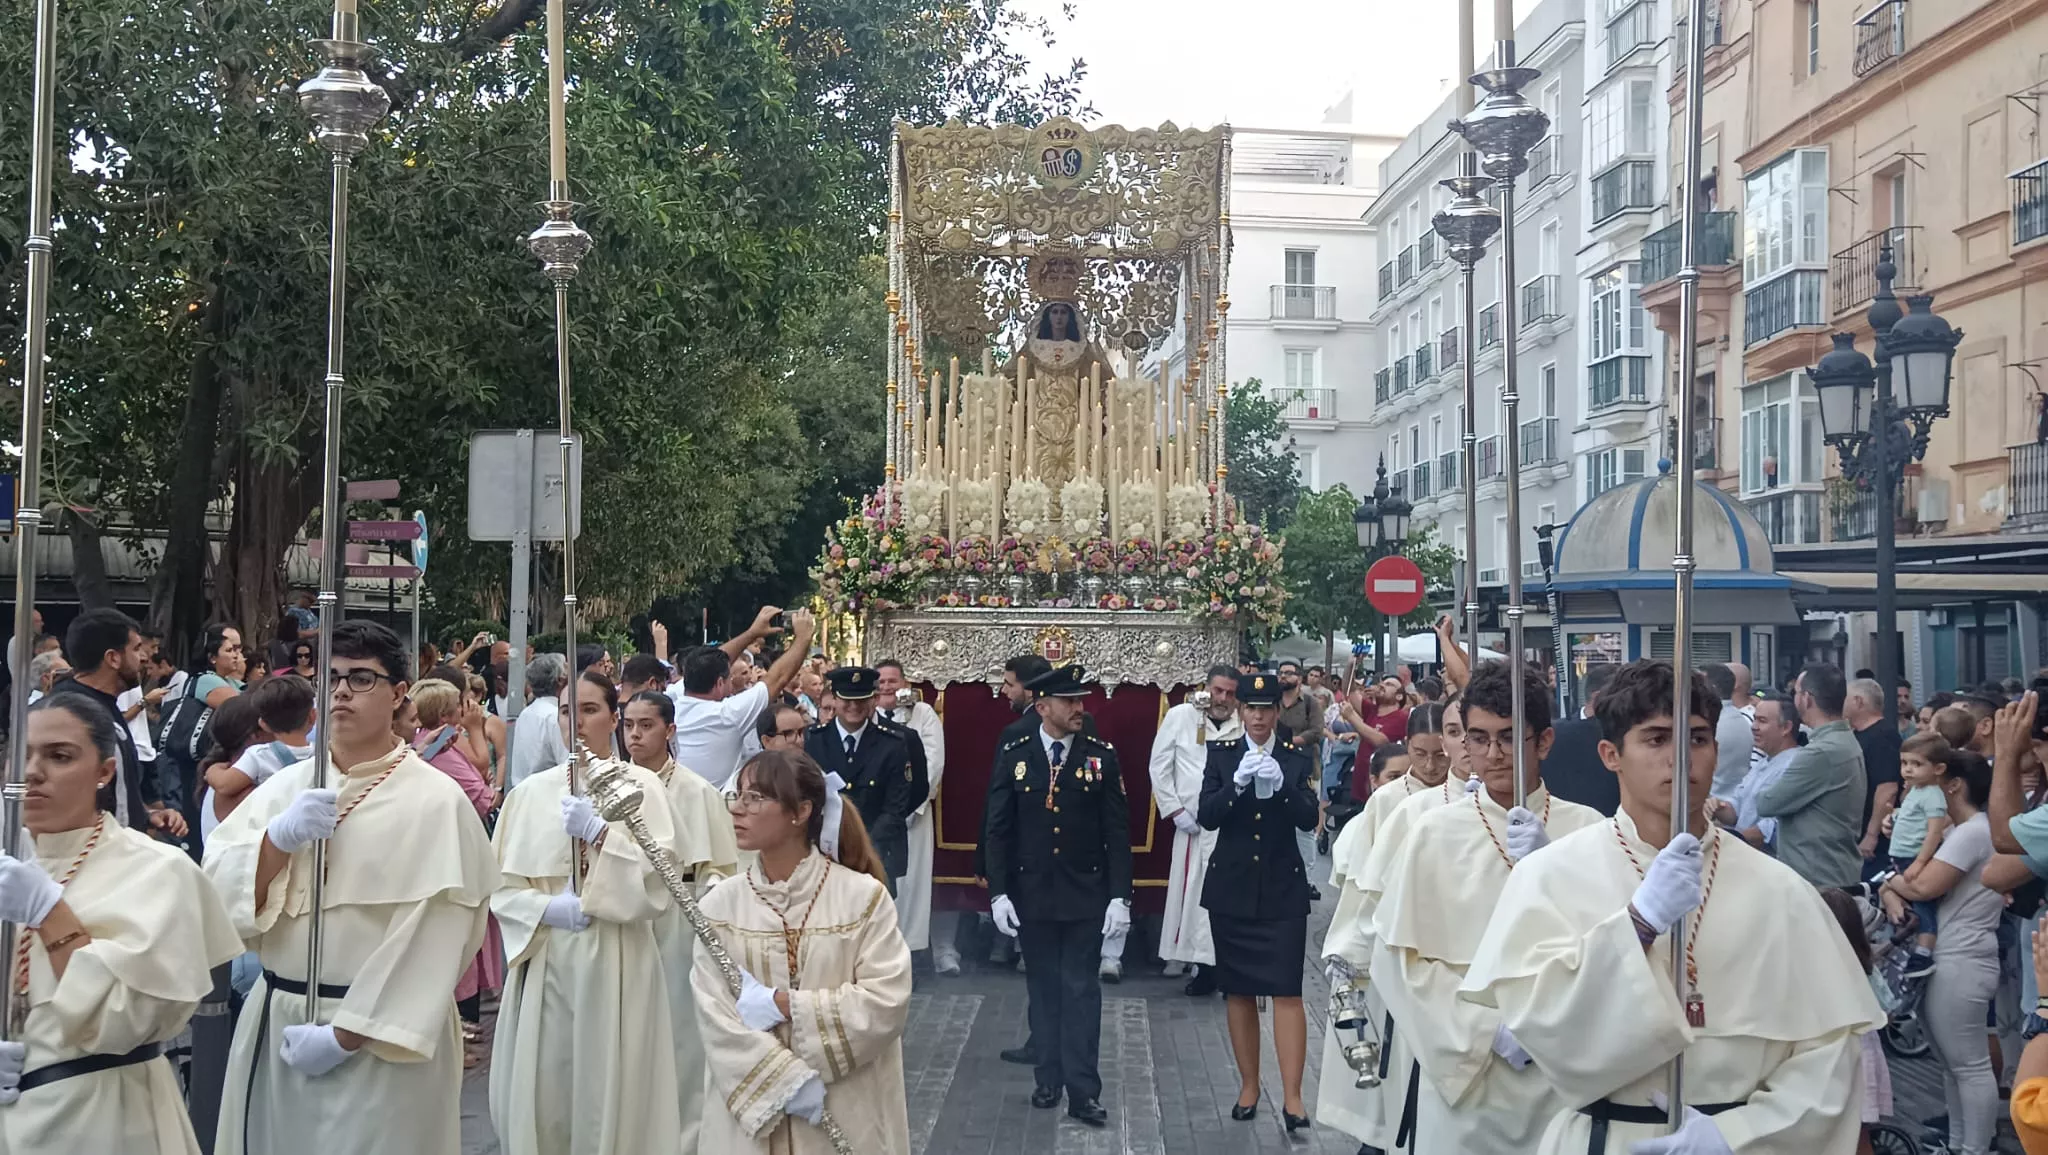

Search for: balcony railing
xmin=1439 ymin=327 xmax=1462 ymax=371
xmin=1437 ymin=450 xmax=1462 ymax=491
xmin=1375 ymin=368 xmax=1391 ymax=405
xmin=1271 ymin=386 xmax=1337 ymax=422
xmin=1410 ymin=460 xmax=1434 ymax=502
xmin=1588 ymin=355 xmax=1651 ymax=411
xmin=1527 ymin=135 xmax=1564 ymax=190
xmin=1520 ymin=416 xmax=1560 ymax=465
xmin=1746 ymin=491 xmax=1822 ymax=546
xmin=1605 ymin=0 xmax=1656 ymax=69
xmin=1397 ymin=245 xmax=1416 ymax=286
xmin=2013 ymin=442 xmax=2048 ymax=525
xmin=1414 ymin=341 xmax=1436 ymax=383
xmin=1830 ymin=475 xmax=1921 ymax=541
xmin=1520 ymin=275 xmax=1562 ymax=327
xmin=1378 ymin=262 xmax=1395 ymax=299
xmin=1392 ymin=355 xmax=1412 ymax=394
xmin=1676 ymin=0 xmax=1724 ymax=68
xmin=1854 ymin=0 xmax=1907 ymax=77
xmin=1269 ymin=283 xmax=1337 ymax=321
xmin=1831 ymin=227 xmax=1921 ymax=311
xmin=1478 ymin=303 xmax=1502 ymax=350
xmin=1591 ymin=159 xmax=1657 ymax=224
xmin=1640 ymin=211 xmax=1738 ymax=284
xmin=1418 ymin=231 xmax=1440 ymax=269
xmin=2016 ymin=160 xmax=2048 ymax=246
xmin=1476 ymin=435 xmax=1503 ymax=482
xmin=1693 ymin=417 xmax=1722 ymax=471
xmin=1744 ymin=269 xmax=1826 ymax=346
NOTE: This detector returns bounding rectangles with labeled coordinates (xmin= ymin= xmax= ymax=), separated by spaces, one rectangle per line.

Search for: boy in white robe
xmin=1149 ymin=665 xmax=1243 ymax=989
xmin=1462 ymin=659 xmax=1884 ymax=1154
xmin=875 ymin=663 xmax=947 ymax=965
xmin=1371 ymin=665 xmax=1603 ymax=1154
xmin=206 ymin=621 xmax=498 ymax=1155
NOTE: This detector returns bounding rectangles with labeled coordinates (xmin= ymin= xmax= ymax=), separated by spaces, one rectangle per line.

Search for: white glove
xmin=786 ymin=1072 xmax=827 ymax=1124
xmin=1627 ymin=1097 xmax=1733 ymax=1154
xmin=540 ymin=891 xmax=590 ymax=932
xmin=1172 ymin=810 xmax=1202 ymax=836
xmin=0 ymin=854 xmax=63 ymax=928
xmin=0 ymin=1040 xmax=22 ymax=1105
xmin=560 ymin=794 xmax=607 ymax=843
xmin=1255 ymin=757 xmax=1285 ymax=791
xmin=279 ymin=1023 xmax=357 ymax=1077
xmin=1324 ymin=955 xmax=1357 ymax=988
xmin=990 ymin=894 xmax=1020 ymax=938
xmin=737 ymin=969 xmax=786 ymax=1031
xmin=1504 ymin=806 xmax=1549 ymax=863
xmin=1491 ymin=1023 xmax=1532 ymax=1069
xmin=1464 ymin=775 xmax=1483 ymax=795
xmin=1631 ymin=833 xmax=1704 ymax=935
xmin=1232 ymin=760 xmax=1258 ymax=791
xmin=266 ymin=788 xmax=339 ymax=853
xmin=1101 ymin=899 xmax=1131 ymax=939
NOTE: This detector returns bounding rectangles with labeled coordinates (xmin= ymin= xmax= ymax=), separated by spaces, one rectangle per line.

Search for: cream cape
xmin=1 ymin=820 xmax=241 ymax=1155
xmin=206 ymin=745 xmax=498 ymax=1155
xmin=1460 ymin=809 xmax=1886 ymax=1154
xmin=653 ymin=758 xmax=741 ymax=1155
xmin=488 ymin=762 xmax=683 ymax=1155
xmin=1371 ymin=786 xmax=1603 ymax=1154
xmin=890 ymin=700 xmax=946 ymax=952
xmin=1329 ymin=772 xmax=1430 ymax=893
xmin=1149 ymin=703 xmax=1242 ymax=966
xmin=695 ymin=849 xmax=913 ymax=1154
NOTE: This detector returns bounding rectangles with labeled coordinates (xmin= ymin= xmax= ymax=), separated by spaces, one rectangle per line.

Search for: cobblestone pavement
xmin=457 ymin=853 xmax=1977 ymax=1155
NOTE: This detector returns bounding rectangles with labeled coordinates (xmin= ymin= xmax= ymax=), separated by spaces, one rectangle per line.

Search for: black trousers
xmin=1018 ymin=916 xmax=1103 ymax=1101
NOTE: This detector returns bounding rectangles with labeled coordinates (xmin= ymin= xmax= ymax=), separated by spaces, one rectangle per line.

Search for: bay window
xmin=1589 ymin=80 xmax=1654 ymax=172
xmin=1738 ymin=373 xmax=1824 ymax=495
xmin=1588 ymin=263 xmax=1646 ymax=359
xmin=1743 ymin=149 xmax=1828 ymax=282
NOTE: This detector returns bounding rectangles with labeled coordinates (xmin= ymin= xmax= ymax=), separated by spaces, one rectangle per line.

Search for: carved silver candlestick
xmin=1431 ymin=153 xmax=1501 ymax=672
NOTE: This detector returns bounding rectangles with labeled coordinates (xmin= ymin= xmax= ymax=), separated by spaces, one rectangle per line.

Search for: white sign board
xmin=466 ymin=430 xmax=582 ymax=542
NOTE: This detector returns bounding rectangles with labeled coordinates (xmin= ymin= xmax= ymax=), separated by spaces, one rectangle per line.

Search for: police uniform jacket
xmin=983 ymin=727 xmax=1132 ymax=924
xmin=806 ymin=720 xmax=919 ymax=878
xmin=872 ymin=712 xmax=931 ymax=811
xmin=1196 ymin=736 xmax=1318 ymax=920
xmin=976 ymin=711 xmax=1097 ymax=880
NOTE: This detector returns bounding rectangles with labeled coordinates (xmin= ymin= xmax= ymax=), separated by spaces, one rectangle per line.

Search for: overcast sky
xmin=1014 ymin=0 xmax=1543 ymax=136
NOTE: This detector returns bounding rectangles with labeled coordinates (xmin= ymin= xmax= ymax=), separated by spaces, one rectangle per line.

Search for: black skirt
xmin=1209 ymin=913 xmax=1308 ymax=997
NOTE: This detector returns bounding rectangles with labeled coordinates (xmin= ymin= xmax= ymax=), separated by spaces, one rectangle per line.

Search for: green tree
xmin=1280 ymin=498 xmax=1458 ymax=671
xmin=1225 ymin=380 xmax=1299 ymax=531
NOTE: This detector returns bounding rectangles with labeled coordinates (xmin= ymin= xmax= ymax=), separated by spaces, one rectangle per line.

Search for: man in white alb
xmin=666 ymin=607 xmax=812 ymax=784
xmin=876 ymin=658 xmax=953 ymax=970
xmin=1149 ymin=663 xmax=1241 ymax=996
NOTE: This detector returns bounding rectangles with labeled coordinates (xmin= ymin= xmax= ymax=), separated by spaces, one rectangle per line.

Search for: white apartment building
xmin=1160 ymin=111 xmax=1400 ymax=496
xmin=1360 ymin=0 xmax=1589 ymax=590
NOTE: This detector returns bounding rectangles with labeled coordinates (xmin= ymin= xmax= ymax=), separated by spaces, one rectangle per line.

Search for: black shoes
xmin=1230 ymin=1099 xmax=1258 ymax=1122
xmin=1001 ymin=1046 xmax=1038 ymax=1066
xmin=1285 ymin=1110 xmax=1312 ymax=1133
xmin=1307 ymin=885 xmax=1322 ymax=902
xmin=1184 ymin=967 xmax=1217 ymax=997
xmin=1031 ymin=1085 xmax=1062 ymax=1109
xmin=1068 ymin=1097 xmax=1108 ymax=1125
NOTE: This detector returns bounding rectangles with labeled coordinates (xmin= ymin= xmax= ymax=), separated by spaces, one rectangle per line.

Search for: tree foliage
xmin=1278 ymin=490 xmax=1458 ymax=666
xmin=1224 ymin=380 xmax=1299 ymax=532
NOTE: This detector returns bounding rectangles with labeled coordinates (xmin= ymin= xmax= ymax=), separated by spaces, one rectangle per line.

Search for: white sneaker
xmin=1100 ymin=958 xmax=1123 ymax=983
xmin=933 ymin=953 xmax=962 ymax=977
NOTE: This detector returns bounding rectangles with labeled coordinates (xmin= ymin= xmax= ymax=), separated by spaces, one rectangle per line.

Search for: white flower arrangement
xmin=1005 ymin=477 xmax=1053 ymax=538
xmin=954 ymin=478 xmax=997 ymax=538
xmin=1117 ymin=478 xmax=1156 ymax=543
xmin=1059 ymin=476 xmax=1105 ymax=538
xmin=900 ymin=476 xmax=948 ymax=536
xmin=1167 ymin=483 xmax=1211 ymax=542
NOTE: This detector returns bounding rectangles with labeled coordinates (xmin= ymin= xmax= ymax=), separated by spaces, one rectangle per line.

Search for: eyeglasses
xmin=1407 ymin=750 xmax=1451 ymax=766
xmin=770 ymin=727 xmax=807 ymax=740
xmin=1462 ymin=731 xmax=1526 ymax=755
xmin=723 ymin=789 xmax=776 ymax=811
xmin=330 ymin=668 xmax=399 ymax=693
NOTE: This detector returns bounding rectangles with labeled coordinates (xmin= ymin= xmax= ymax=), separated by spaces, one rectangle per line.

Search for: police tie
xmin=845 ymin=734 xmax=857 ymax=759
xmin=1050 ymin=740 xmax=1065 ymax=766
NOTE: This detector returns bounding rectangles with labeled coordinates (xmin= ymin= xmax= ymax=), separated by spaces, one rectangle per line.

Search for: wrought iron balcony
xmin=1605 ymin=0 xmax=1655 ymax=70
xmin=1830 ymin=475 xmax=1920 ymax=541
xmin=1693 ymin=416 xmax=1722 ymax=471
xmin=1418 ymin=231 xmax=1440 ymax=269
xmin=1526 ymin=135 xmax=1564 ymax=191
xmin=1520 ymin=275 xmax=1562 ymax=328
xmin=1476 ymin=435 xmax=1503 ymax=482
xmin=1269 ymin=283 xmax=1337 ymax=321
xmin=1437 ymin=449 xmax=1462 ymax=491
xmin=1397 ymin=245 xmax=1416 ymax=286
xmin=1410 ymin=460 xmax=1434 ymax=501
xmin=1414 ymin=341 xmax=1436 ymax=383
xmin=1270 ymin=386 xmax=1336 ymax=422
xmin=1831 ymin=227 xmax=1920 ymax=311
xmin=1587 ymin=355 xmax=1651 ymax=411
xmin=1854 ymin=0 xmax=1907 ymax=77
xmin=1591 ymin=160 xmax=1656 ymax=225
xmin=2013 ymin=442 xmax=2048 ymax=527
xmin=1375 ymin=368 xmax=1391 ymax=405
xmin=1640 ymin=211 xmax=1738 ymax=284
xmin=1378 ymin=261 xmax=1395 ymax=299
xmin=1675 ymin=0 xmax=1724 ymax=68
xmin=1520 ymin=416 xmax=1560 ymax=465
xmin=1746 ymin=491 xmax=1822 ymax=546
xmin=1743 ymin=269 xmax=1826 ymax=346
xmin=1439 ymin=327 xmax=1461 ymax=371
xmin=1478 ymin=303 xmax=1502 ymax=350
xmin=2016 ymin=160 xmax=2048 ymax=246
xmin=1392 ymin=355 xmax=1411 ymax=394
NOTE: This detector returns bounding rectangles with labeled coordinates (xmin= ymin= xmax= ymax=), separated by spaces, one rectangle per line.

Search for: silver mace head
xmin=583 ymin=755 xmax=646 ymax=823
xmin=1432 ymin=158 xmax=1501 ymax=270
xmin=1448 ymin=51 xmax=1549 ymax=182
xmin=527 ymin=201 xmax=594 ymax=287
xmin=298 ymin=40 xmax=391 ymax=159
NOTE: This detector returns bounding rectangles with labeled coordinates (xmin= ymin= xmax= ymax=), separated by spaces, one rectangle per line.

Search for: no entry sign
xmin=1364 ymin=555 xmax=1426 ymax=617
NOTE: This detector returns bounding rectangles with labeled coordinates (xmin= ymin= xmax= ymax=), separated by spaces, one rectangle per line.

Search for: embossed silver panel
xmin=867 ymin=608 xmax=1239 ymax=693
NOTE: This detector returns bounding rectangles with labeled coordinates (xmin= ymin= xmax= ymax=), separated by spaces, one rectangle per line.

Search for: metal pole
xmin=1665 ymin=0 xmax=1713 ymax=1129
xmin=410 ymin=578 xmax=422 ymax=675
xmin=1461 ymin=234 xmax=1483 ymax=667
xmin=2 ymin=0 xmax=62 ymax=1038
xmin=295 ymin=7 xmax=389 ymax=1025
xmin=506 ymin=432 xmax=533 ymax=719
xmin=1870 ymin=253 xmax=1901 ymax=730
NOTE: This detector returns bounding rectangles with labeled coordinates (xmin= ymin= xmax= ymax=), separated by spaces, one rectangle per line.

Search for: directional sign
xmin=346 ymin=564 xmax=420 ymax=580
xmin=347 ymin=520 xmax=422 ymax=541
xmin=1364 ymin=555 xmax=1426 ymax=618
xmin=345 ymin=479 xmax=401 ymax=503
xmin=411 ymin=510 xmax=430 ymax=575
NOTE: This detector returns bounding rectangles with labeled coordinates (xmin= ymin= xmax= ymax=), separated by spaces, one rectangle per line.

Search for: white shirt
xmin=201 ymin=740 xmax=311 ymax=840
xmin=1733 ymin=745 xmax=1800 ymax=850
xmin=116 ymin=687 xmax=156 ymax=760
xmin=667 ymin=681 xmax=770 ymax=783
xmin=1039 ymin=725 xmax=1078 ymax=764
xmin=1712 ymin=698 xmax=1755 ymax=798
xmin=508 ymin=695 xmax=568 ymax=789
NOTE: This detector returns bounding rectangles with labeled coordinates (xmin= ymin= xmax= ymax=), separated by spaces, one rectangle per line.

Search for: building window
xmin=1284 ymin=348 xmax=1318 ymax=390
xmin=1431 ymin=414 xmax=1444 ymax=456
xmin=1284 ymin=249 xmax=1317 ymax=286
xmin=1589 ymin=79 xmax=1654 ymax=172
xmin=1804 ymin=0 xmax=1821 ymax=75
xmin=1738 ymin=373 xmax=1824 ymax=495
xmin=1589 ymin=263 xmax=1646 ymax=360
xmin=1743 ymin=149 xmax=1828 ymax=283
xmin=1585 ymin=447 xmax=1648 ymax=502
xmin=1541 ymin=363 xmax=1557 ymax=416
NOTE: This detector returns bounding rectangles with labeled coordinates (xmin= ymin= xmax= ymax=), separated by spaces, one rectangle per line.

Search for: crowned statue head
xmin=1024 ymin=252 xmax=1091 ymax=371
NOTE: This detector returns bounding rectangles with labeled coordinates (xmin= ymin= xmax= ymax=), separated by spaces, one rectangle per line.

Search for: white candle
xmin=545 ymin=0 xmax=568 ymax=186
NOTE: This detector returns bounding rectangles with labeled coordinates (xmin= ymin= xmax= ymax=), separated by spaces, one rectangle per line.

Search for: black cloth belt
xmin=17 ymin=1040 xmax=164 ymax=1093
xmin=259 ymin=971 xmax=352 ymax=1000
xmin=1395 ymin=1059 xmax=1421 ymax=1149
xmin=1580 ymin=1097 xmax=1743 ymax=1154
xmin=246 ymin=970 xmax=357 ymax=1134
xmin=1376 ymin=1011 xmax=1394 ymax=1079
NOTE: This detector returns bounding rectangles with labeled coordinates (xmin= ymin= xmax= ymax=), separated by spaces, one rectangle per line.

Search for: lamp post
xmin=1806 ymin=240 xmax=1961 ymax=729
xmin=1533 ymin=521 xmax=1569 ymax=718
xmin=1432 ymin=156 xmax=1501 ymax=668
xmin=1355 ymin=458 xmax=1412 ymax=678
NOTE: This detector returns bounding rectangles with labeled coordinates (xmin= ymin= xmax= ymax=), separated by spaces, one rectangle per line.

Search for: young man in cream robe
xmin=1461 ymin=659 xmax=1884 ymax=1154
xmin=875 ymin=661 xmax=949 ymax=967
xmin=1149 ymin=665 xmax=1242 ymax=991
xmin=623 ymin=688 xmax=740 ymax=1155
xmin=489 ymin=748 xmax=684 ymax=1155
xmin=206 ymin=621 xmax=498 ymax=1155
xmin=1371 ymin=666 xmax=1603 ymax=1154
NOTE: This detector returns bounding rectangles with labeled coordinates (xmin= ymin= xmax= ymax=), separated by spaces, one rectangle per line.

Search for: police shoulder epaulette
xmin=1001 ymin=734 xmax=1032 ymax=751
xmin=1081 ymin=734 xmax=1114 ymax=752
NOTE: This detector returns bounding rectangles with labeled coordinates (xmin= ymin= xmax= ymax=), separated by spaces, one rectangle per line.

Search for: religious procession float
xmin=811 ymin=118 xmax=1281 ymax=914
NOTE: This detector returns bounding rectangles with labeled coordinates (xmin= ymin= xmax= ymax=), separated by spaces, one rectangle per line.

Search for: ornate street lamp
xmin=1432 ymin=156 xmax=1501 ymax=668
xmin=1354 ymin=488 xmax=1382 ymax=552
xmin=1379 ymin=472 xmax=1413 ymax=552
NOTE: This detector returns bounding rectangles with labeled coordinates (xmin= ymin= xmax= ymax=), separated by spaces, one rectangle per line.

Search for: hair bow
xmin=820 ymin=771 xmax=847 ymax=860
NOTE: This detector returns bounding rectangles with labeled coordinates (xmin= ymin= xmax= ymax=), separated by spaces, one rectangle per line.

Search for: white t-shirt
xmin=201 ymin=740 xmax=312 ymax=840
xmin=117 ymin=687 xmax=156 ymax=760
xmin=668 ymin=682 xmax=770 ymax=783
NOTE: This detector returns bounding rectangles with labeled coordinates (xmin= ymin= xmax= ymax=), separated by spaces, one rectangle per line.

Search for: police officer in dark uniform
xmin=806 ymin=666 xmax=923 ymax=894
xmin=1198 ymin=671 xmax=1317 ymax=1132
xmin=982 ymin=664 xmax=1130 ymax=1127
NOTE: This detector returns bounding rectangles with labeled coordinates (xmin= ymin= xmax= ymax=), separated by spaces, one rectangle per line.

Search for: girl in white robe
xmin=694 ymin=748 xmax=914 ymax=1154
xmin=0 ymin=696 xmax=243 ymax=1155
xmin=622 ymin=689 xmax=740 ymax=1155
xmin=489 ymin=671 xmax=684 ymax=1155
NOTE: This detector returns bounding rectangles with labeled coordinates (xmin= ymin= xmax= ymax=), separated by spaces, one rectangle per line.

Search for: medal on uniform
xmin=1685 ymin=993 xmax=1706 ymax=1029
xmin=1013 ymin=762 xmax=1027 ymax=781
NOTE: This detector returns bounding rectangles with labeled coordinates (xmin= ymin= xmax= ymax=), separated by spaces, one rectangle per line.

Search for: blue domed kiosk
xmin=1547 ymin=465 xmax=1817 ymax=675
